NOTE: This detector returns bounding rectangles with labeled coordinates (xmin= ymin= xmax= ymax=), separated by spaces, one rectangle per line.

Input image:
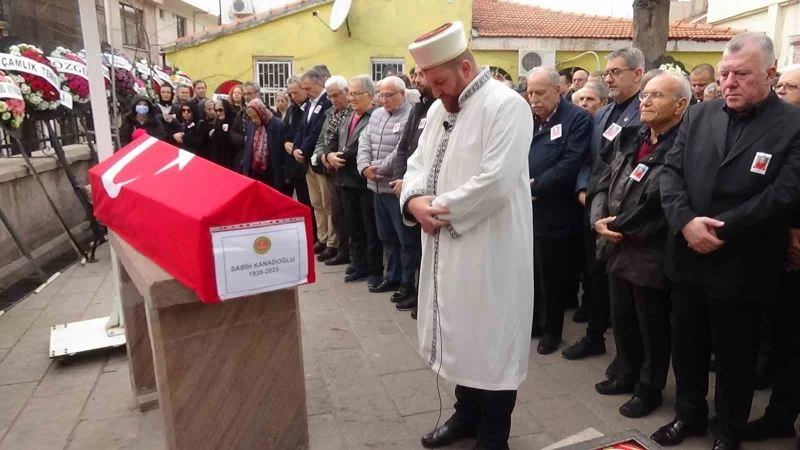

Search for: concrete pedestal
xmin=111 ymin=232 xmax=309 ymax=450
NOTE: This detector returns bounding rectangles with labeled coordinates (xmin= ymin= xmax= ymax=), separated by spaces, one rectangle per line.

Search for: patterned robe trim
xmin=427 ymin=67 xmax=492 ymax=368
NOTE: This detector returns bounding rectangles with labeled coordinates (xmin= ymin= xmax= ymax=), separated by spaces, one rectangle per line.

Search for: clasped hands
xmin=594 ymin=216 xmax=623 ymax=243
xmin=408 ymin=196 xmax=450 ymax=234
xmin=682 ymin=217 xmax=725 ymax=254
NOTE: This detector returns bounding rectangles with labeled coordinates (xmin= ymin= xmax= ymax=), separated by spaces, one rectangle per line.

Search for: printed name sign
xmin=211 ymin=219 xmax=308 ymax=300
xmin=47 ymin=57 xmax=89 ymax=81
xmin=0 ymin=53 xmax=61 ymax=91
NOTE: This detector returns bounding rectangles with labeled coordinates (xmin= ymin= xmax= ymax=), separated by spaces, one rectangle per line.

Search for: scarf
xmin=248 ymin=98 xmax=271 ymax=174
xmin=326 ymin=105 xmax=352 ymax=139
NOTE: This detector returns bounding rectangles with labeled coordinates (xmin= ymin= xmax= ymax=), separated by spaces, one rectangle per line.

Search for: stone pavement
xmin=0 ymin=243 xmax=795 ymax=450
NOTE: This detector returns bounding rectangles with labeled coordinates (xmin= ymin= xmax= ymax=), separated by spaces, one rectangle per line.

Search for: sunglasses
xmin=181 ymin=108 xmax=192 ymax=112
xmin=215 ymin=108 xmax=225 ymax=112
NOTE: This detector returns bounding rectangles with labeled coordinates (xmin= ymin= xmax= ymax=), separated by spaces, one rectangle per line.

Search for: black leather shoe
xmin=572 ymin=308 xmax=589 ymax=323
xmin=712 ymin=439 xmax=740 ymax=450
xmin=650 ymin=418 xmax=707 ymax=446
xmin=317 ymin=247 xmax=337 ymax=262
xmin=324 ymin=252 xmax=349 ymax=266
xmin=537 ymin=335 xmax=560 ymax=355
xmin=411 ymin=307 xmax=417 ymax=320
xmin=531 ymin=324 xmax=544 ymax=338
xmin=391 ymin=285 xmax=415 ymax=303
xmin=742 ymin=416 xmax=797 ymax=441
xmin=421 ymin=417 xmax=476 ymax=448
xmin=345 ymin=264 xmax=357 ymax=275
xmin=619 ymin=395 xmax=662 ymax=418
xmin=313 ymin=241 xmax=326 ymax=254
xmin=367 ymin=275 xmax=384 ymax=290
xmin=562 ymin=336 xmax=606 ymax=360
xmin=396 ymin=297 xmax=417 ymax=311
xmin=344 ymin=268 xmax=369 ymax=282
xmin=595 ymin=378 xmax=635 ymax=395
xmin=369 ymin=279 xmax=399 ymax=293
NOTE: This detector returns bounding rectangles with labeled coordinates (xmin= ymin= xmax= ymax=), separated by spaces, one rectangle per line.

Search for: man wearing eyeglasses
xmin=356 ymin=76 xmax=413 ymax=292
xmin=564 ymin=48 xmax=644 ymax=370
xmin=776 ymin=65 xmax=800 ymax=106
xmin=591 ymin=73 xmax=690 ymax=419
xmin=655 ymin=33 xmax=800 ymax=450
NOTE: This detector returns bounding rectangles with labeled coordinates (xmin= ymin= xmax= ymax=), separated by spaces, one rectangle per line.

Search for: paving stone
xmin=0 ymin=308 xmax=40 ymax=349
xmin=339 ymin=295 xmax=393 ymax=322
xmin=525 ymin=394 xmax=615 ymax=442
xmin=509 ymin=432 xmax=558 ymax=450
xmin=127 ymin=409 xmax=165 ymax=450
xmin=69 ymin=261 xmax=112 ymax=280
xmin=509 ymin=402 xmax=545 ymax=437
xmin=102 ymin=348 xmax=128 ymax=374
xmin=0 ymin=390 xmax=88 ymax=450
xmin=80 ymin=369 xmax=138 ymax=420
xmin=32 ymin=352 xmax=104 ymax=398
xmin=305 ymin=376 xmax=333 ymax=417
xmin=57 ymin=276 xmax=105 ymax=295
xmin=0 ymin=337 xmax=52 ymax=386
xmin=64 ymin=415 xmax=141 ymax=450
xmin=308 ymin=413 xmax=347 ymax=450
xmin=303 ymin=310 xmax=361 ymax=354
xmin=8 ymin=292 xmax=54 ymax=311
xmin=350 ymin=317 xmax=404 ymax=339
xmin=0 ymin=382 xmax=36 ymax=432
xmin=381 ymin=369 xmax=456 ymax=417
xmin=360 ymin=333 xmax=426 ymax=375
xmin=0 ymin=348 xmax=8 ymax=364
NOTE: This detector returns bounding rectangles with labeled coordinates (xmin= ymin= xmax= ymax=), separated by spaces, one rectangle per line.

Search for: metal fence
xmin=0 ymin=115 xmax=88 ymax=157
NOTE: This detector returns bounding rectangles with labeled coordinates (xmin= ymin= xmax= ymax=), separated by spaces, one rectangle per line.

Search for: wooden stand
xmin=111 ymin=232 xmax=309 ymax=450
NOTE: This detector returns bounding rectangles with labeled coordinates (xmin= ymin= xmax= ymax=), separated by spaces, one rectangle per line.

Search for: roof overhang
xmin=471 ymin=36 xmax=728 ymax=53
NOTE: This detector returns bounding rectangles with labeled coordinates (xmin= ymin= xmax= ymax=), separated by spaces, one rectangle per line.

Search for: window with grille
xmin=371 ymin=58 xmax=405 ymax=82
xmin=176 ymin=15 xmax=186 ymax=38
xmin=120 ymin=3 xmax=144 ymax=49
xmin=254 ymin=59 xmax=293 ymax=107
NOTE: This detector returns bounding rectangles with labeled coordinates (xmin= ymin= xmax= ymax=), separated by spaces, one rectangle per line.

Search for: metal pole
xmin=78 ymin=0 xmax=125 ymax=331
xmin=218 ymin=0 xmax=223 ymax=25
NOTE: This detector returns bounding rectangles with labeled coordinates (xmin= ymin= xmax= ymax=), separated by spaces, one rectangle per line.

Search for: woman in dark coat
xmin=173 ymin=101 xmax=209 ymax=158
xmin=209 ymin=99 xmax=238 ymax=170
xmin=119 ymin=96 xmax=167 ymax=147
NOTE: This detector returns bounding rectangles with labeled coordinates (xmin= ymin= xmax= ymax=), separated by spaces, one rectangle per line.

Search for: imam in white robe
xmin=400 ymin=68 xmax=535 ymax=391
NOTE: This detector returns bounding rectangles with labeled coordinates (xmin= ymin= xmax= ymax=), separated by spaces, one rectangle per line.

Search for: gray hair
xmin=606 ymin=47 xmax=645 ymax=70
xmin=691 ymin=63 xmax=715 ymax=79
xmin=243 ymin=80 xmax=260 ymax=92
xmin=725 ymin=32 xmax=776 ymax=69
xmin=350 ymin=74 xmax=375 ymax=97
xmin=325 ymin=75 xmax=348 ymax=92
xmin=381 ymin=75 xmax=406 ymax=92
xmin=583 ymin=81 xmax=609 ymax=102
xmin=647 ymin=73 xmax=692 ymax=101
xmin=286 ymin=75 xmax=301 ymax=88
xmin=704 ymin=83 xmax=718 ymax=95
xmin=641 ymin=69 xmax=665 ymax=89
xmin=301 ymin=70 xmax=324 ymax=85
xmin=311 ymin=64 xmax=331 ymax=79
xmin=526 ymin=67 xmax=561 ymax=86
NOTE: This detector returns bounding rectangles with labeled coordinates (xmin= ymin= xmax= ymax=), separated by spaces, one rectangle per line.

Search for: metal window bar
xmin=255 ymin=60 xmax=292 ymax=108
xmin=371 ymin=61 xmax=405 ymax=82
xmin=0 ymin=116 xmax=87 ymax=157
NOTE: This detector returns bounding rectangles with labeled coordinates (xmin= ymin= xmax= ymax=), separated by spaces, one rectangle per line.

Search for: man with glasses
xmin=592 ymin=73 xmax=690 ymax=418
xmin=564 ymin=48 xmax=643 ymax=369
xmin=357 ymin=76 xmax=413 ymax=292
xmin=654 ymin=32 xmax=800 ymax=450
xmin=776 ymin=65 xmax=800 ymax=106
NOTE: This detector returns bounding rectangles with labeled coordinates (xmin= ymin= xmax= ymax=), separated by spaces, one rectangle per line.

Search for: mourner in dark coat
xmin=653 ymin=33 xmax=800 ymax=450
xmin=591 ymin=73 xmax=689 ymax=420
xmin=119 ymin=96 xmax=167 ymax=147
xmin=209 ymin=99 xmax=238 ymax=170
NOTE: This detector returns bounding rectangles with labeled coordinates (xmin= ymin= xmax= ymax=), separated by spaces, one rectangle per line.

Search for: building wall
xmin=707 ymin=0 xmax=777 ymax=23
xmin=166 ymin=0 xmax=472 ymax=93
xmin=708 ymin=2 xmax=799 ymax=66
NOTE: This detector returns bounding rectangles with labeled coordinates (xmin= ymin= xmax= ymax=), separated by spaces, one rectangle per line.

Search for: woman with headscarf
xmin=155 ymin=84 xmax=181 ymax=145
xmin=242 ymin=98 xmax=284 ymax=187
xmin=209 ymin=99 xmax=238 ymax=170
xmin=173 ymin=100 xmax=209 ymax=158
xmin=119 ymin=96 xmax=167 ymax=147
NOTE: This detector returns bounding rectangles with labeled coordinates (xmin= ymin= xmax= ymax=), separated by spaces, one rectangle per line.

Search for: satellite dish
xmin=329 ymin=0 xmax=352 ymax=31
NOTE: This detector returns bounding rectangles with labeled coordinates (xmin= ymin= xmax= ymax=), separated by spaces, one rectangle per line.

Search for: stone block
xmin=308 ymin=414 xmax=347 ymax=450
xmin=360 ymin=333 xmax=426 ymax=375
xmin=65 ymin=415 xmax=142 ymax=450
xmin=0 ymin=337 xmax=52 ymax=385
xmin=32 ymin=352 xmax=104 ymax=398
xmin=0 ymin=390 xmax=88 ymax=450
xmin=0 ymin=307 xmax=40 ymax=348
xmin=381 ymin=369 xmax=456 ymax=416
xmin=0 ymin=382 xmax=36 ymax=432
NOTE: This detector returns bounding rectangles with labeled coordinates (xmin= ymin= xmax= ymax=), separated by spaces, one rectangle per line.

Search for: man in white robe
xmin=400 ymin=21 xmax=535 ymax=450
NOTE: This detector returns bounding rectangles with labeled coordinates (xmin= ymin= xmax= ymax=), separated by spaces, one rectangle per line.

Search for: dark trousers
xmin=609 ymin=275 xmax=671 ymax=399
xmin=330 ymin=181 xmax=349 ymax=254
xmin=342 ymin=186 xmax=382 ymax=276
xmin=584 ymin=223 xmax=611 ymax=340
xmin=671 ymin=283 xmax=765 ymax=443
xmin=286 ymin=175 xmax=315 ymax=238
xmin=452 ymin=385 xmax=517 ymax=448
xmin=763 ymin=270 xmax=800 ymax=425
xmin=373 ymin=193 xmax=420 ymax=286
xmin=533 ymin=234 xmax=582 ymax=339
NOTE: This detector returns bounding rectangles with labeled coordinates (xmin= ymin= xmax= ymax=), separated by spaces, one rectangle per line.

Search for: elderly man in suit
xmin=527 ymin=67 xmax=592 ymax=354
xmin=292 ymin=69 xmax=333 ymax=256
xmin=563 ymin=47 xmax=644 ymax=366
xmin=653 ymin=32 xmax=800 ymax=450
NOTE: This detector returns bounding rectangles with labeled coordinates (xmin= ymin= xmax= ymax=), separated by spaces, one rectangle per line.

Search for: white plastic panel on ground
xmin=49 ymin=317 xmax=126 ymax=359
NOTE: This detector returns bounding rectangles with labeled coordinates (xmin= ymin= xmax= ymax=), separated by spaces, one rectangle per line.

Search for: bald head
xmin=777 ymin=64 xmax=800 ymax=106
xmin=526 ymin=67 xmax=562 ymax=120
xmin=571 ymin=69 xmax=589 ymax=90
xmin=640 ymin=73 xmax=690 ymax=133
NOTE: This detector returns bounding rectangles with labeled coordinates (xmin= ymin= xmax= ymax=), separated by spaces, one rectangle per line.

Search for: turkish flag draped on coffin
xmin=89 ymin=134 xmax=315 ymax=304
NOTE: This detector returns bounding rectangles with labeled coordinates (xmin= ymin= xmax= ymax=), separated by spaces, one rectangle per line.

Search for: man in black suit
xmin=292 ymin=70 xmax=333 ymax=255
xmin=653 ymin=32 xmax=800 ymax=450
xmin=564 ymin=47 xmax=643 ymax=365
xmin=526 ymin=67 xmax=592 ymax=355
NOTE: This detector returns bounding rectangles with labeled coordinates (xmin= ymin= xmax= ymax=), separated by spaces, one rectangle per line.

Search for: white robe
xmin=400 ymin=70 xmax=534 ymax=391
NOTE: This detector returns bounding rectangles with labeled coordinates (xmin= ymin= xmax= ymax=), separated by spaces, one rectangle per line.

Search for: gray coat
xmin=357 ymin=101 xmax=411 ymax=194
